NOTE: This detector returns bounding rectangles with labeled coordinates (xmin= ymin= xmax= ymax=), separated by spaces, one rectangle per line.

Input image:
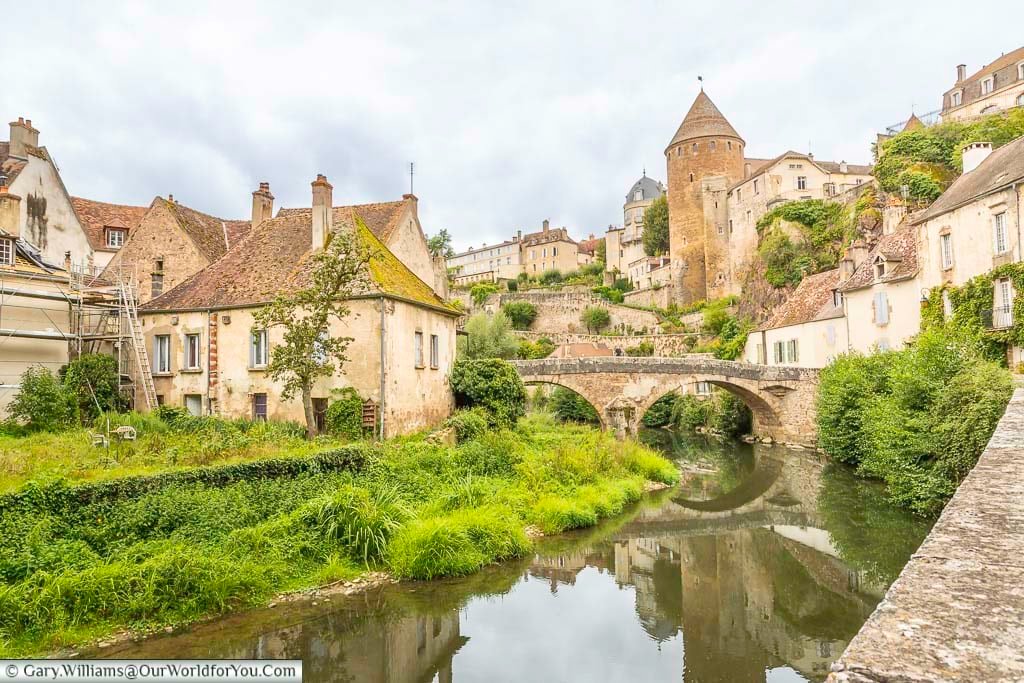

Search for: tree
xmin=501 ymin=301 xmax=538 ymax=330
xmin=549 ymin=387 xmax=599 ymax=424
xmin=253 ymin=231 xmax=372 ymax=438
xmin=450 ymin=358 xmax=527 ymax=428
xmin=60 ymin=353 xmax=126 ymax=422
xmin=581 ymin=306 xmax=611 ymax=334
xmin=642 ymin=195 xmax=669 ymax=256
xmin=8 ymin=366 xmax=77 ymax=432
xmin=458 ymin=312 xmax=520 ymax=359
xmin=595 ymin=238 xmax=607 ymax=264
xmin=427 ymin=229 xmax=455 ymax=259
xmin=470 ymin=283 xmax=498 ymax=307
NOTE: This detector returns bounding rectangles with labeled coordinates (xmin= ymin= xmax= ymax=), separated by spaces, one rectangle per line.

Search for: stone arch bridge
xmin=510 ymin=356 xmax=819 ymax=446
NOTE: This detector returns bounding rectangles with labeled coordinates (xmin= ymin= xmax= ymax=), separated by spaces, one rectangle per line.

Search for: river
xmin=98 ymin=430 xmax=931 ymax=682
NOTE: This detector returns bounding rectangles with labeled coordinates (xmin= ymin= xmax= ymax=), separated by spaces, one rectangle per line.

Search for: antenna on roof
xmin=409 ymin=162 xmax=414 ymax=195
xmin=697 ymin=75 xmax=703 ymax=91
xmin=642 ymin=166 xmax=646 ymax=177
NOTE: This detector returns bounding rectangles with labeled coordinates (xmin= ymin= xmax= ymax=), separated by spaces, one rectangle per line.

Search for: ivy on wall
xmin=922 ymin=262 xmax=1024 ymax=365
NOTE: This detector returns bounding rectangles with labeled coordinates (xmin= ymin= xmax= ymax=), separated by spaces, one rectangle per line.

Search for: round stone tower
xmin=665 ymin=91 xmax=744 ymax=304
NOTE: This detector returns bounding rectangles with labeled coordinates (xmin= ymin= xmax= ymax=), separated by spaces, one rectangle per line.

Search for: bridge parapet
xmin=512 ymin=356 xmax=819 ymax=446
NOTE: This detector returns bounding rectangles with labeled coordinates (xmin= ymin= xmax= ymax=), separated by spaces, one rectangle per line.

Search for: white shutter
xmin=874 ymin=292 xmax=889 ymax=325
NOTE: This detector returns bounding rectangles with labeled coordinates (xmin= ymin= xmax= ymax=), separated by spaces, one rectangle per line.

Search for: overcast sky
xmin=7 ymin=1 xmax=1021 ymax=251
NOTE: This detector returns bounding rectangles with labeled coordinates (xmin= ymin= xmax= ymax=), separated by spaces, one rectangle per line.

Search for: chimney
xmin=513 ymin=230 xmax=521 ymax=242
xmin=744 ymin=162 xmax=752 ymax=178
xmin=0 ymin=185 xmax=21 ymax=238
xmin=64 ymin=251 xmax=72 ymax=272
xmin=8 ymin=117 xmax=39 ymax=158
xmin=962 ymin=141 xmax=993 ymax=174
xmin=839 ymin=160 xmax=849 ymax=174
xmin=542 ymin=219 xmax=549 ymax=233
xmin=838 ymin=239 xmax=870 ymax=286
xmin=957 ymin=64 xmax=966 ymax=82
xmin=311 ymin=174 xmax=333 ymax=250
xmin=251 ymin=182 xmax=274 ymax=229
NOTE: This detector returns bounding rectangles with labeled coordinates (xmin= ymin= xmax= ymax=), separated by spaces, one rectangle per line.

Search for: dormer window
xmin=981 ymin=76 xmax=995 ymax=95
xmin=1019 ymin=62 xmax=1024 ymax=80
xmin=874 ymin=258 xmax=886 ymax=279
xmin=634 ymin=189 xmax=643 ymax=201
xmin=106 ymin=229 xmax=126 ymax=248
xmin=951 ymin=90 xmax=962 ymax=107
xmin=0 ymin=238 xmax=13 ymax=266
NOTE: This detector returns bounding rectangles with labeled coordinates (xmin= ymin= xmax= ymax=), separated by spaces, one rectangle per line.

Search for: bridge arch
xmin=510 ymin=356 xmax=819 ymax=446
xmin=522 ymin=380 xmax=605 ymax=428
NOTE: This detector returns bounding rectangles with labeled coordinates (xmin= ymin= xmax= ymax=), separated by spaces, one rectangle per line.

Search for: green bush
xmin=60 ymin=354 xmax=127 ymax=422
xmin=670 ymin=394 xmax=712 ymax=432
xmin=581 ymin=306 xmax=611 ymax=333
xmin=538 ymin=269 xmax=563 ymax=285
xmin=470 ymin=283 xmax=498 ymax=307
xmin=709 ymin=392 xmax=752 ymax=438
xmin=444 ymin=408 xmax=490 ymax=443
xmin=458 ymin=312 xmax=520 ymax=360
xmin=501 ymin=301 xmax=538 ymax=330
xmin=549 ymin=387 xmax=599 ymax=424
xmin=450 ymin=359 xmax=527 ymax=428
xmin=7 ymin=367 xmax=77 ymax=432
xmin=626 ymin=341 xmax=655 ymax=357
xmin=505 ymin=279 xmax=518 ymax=292
xmin=516 ymin=337 xmax=555 ymax=360
xmin=325 ymin=388 xmax=365 ymax=439
xmin=642 ymin=392 xmax=677 ymax=427
xmin=592 ymin=286 xmax=625 ymax=304
xmin=817 ymin=352 xmax=896 ymax=465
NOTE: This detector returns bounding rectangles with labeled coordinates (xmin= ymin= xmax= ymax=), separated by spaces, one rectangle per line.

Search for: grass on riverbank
xmin=0 ymin=411 xmax=335 ymax=494
xmin=0 ymin=412 xmax=677 ymax=656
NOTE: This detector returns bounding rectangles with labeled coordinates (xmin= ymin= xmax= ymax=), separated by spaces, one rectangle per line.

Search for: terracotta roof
xmin=838 ymin=226 xmax=919 ymax=292
xmin=140 ymin=203 xmax=456 ymax=315
xmin=278 ymin=200 xmax=406 ymax=244
xmin=760 ymin=269 xmax=842 ymax=330
xmin=157 ymin=198 xmax=247 ymax=262
xmin=0 ymin=142 xmax=27 ymax=186
xmin=521 ymin=226 xmax=576 ymax=247
xmin=577 ymin=236 xmax=602 ymax=255
xmin=957 ymin=46 xmax=1024 ymax=85
xmin=667 ymin=91 xmax=743 ymax=149
xmin=70 ymin=197 xmax=148 ymax=252
xmin=911 ymin=135 xmax=1024 ymax=225
xmin=223 ymin=220 xmax=252 ymax=247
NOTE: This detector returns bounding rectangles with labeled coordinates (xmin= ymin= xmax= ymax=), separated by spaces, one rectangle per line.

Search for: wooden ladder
xmin=120 ymin=279 xmax=158 ymax=410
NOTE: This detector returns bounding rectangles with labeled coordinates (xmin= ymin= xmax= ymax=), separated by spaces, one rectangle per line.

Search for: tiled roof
xmin=521 ymin=226 xmax=576 ymax=247
xmin=577 ymin=236 xmax=602 ymax=255
xmin=817 ymin=160 xmax=874 ymax=175
xmin=957 ymin=46 xmax=1024 ymax=85
xmin=760 ymin=269 xmax=842 ymax=330
xmin=911 ymin=135 xmax=1024 ymax=225
xmin=278 ymin=200 xmax=406 ymax=244
xmin=70 ymin=197 xmax=148 ymax=252
xmin=223 ymin=220 xmax=252 ymax=247
xmin=141 ymin=203 xmax=456 ymax=315
xmin=625 ymin=175 xmax=665 ymax=203
xmin=838 ymin=226 xmax=919 ymax=292
xmin=667 ymin=91 xmax=742 ymax=149
xmin=160 ymin=198 xmax=246 ymax=263
xmin=0 ymin=142 xmax=27 ymax=186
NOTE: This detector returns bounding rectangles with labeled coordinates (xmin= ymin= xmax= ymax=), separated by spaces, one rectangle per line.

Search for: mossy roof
xmin=141 ymin=201 xmax=457 ymax=315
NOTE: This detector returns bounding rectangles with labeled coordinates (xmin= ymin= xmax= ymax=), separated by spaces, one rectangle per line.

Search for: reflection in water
xmin=102 ymin=432 xmax=931 ymax=683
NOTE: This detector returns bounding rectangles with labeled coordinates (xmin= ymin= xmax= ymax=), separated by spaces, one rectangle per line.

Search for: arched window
xmin=709 ymin=141 xmax=717 ymax=151
xmin=727 ymin=141 xmax=732 ymax=151
xmin=692 ymin=143 xmax=698 ymax=155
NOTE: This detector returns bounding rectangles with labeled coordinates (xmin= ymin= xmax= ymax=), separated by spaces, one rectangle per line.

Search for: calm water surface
xmin=102 ymin=431 xmax=931 ymax=682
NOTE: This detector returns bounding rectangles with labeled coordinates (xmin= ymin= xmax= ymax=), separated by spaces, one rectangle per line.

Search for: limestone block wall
xmin=623 ymin=285 xmax=674 ymax=309
xmin=492 ymin=292 xmax=661 ymax=334
xmin=515 ymin=331 xmax=701 ymax=356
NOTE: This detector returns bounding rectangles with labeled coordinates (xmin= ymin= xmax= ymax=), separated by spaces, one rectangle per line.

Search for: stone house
xmin=1 ymin=117 xmax=93 ymax=270
xmin=744 ymin=268 xmax=847 ymax=369
xmin=837 ymin=226 xmax=921 ymax=354
xmin=138 ymin=175 xmax=460 ymax=437
xmin=445 ymin=236 xmax=522 ymax=285
xmin=521 ymin=220 xmax=581 ymax=276
xmin=606 ymin=174 xmax=665 ymax=283
xmin=941 ymin=46 xmax=1024 ymax=122
xmin=913 ymin=135 xmax=1024 ymax=360
xmin=102 ymin=195 xmax=251 ymax=302
xmin=576 ymin=234 xmax=600 ymax=267
xmin=0 ymin=185 xmax=79 ymax=415
xmin=70 ymin=197 xmax=148 ymax=273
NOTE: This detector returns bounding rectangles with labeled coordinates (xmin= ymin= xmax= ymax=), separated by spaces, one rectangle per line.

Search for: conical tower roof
xmin=902 ymin=112 xmax=924 ymax=132
xmin=667 ymin=91 xmax=743 ymax=150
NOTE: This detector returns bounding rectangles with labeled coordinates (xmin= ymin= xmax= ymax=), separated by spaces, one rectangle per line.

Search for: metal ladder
xmin=119 ymin=278 xmax=158 ymax=410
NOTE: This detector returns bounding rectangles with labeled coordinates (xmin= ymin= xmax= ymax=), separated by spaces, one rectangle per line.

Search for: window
xmin=772 ymin=340 xmax=784 ymax=364
xmin=709 ymin=141 xmax=717 ymax=151
xmin=430 ymin=334 xmax=439 ymax=369
xmin=873 ymin=291 xmax=889 ymax=325
xmin=252 ymin=393 xmax=267 ymax=421
xmin=106 ymin=229 xmax=125 ymax=248
xmin=552 ymin=247 xmax=558 ymax=256
xmin=184 ymin=394 xmax=202 ymax=417
xmin=250 ymin=329 xmax=268 ymax=368
xmin=786 ymin=339 xmax=799 ymax=363
xmin=875 ymin=260 xmax=886 ymax=279
xmin=184 ymin=333 xmax=201 ymax=370
xmin=414 ymin=331 xmax=424 ymax=368
xmin=746 ymin=210 xmax=751 ymax=224
xmin=833 ymin=290 xmax=844 ymax=308
xmin=981 ymin=76 xmax=995 ymax=95
xmin=634 ymin=190 xmax=643 ymax=201
xmin=692 ymin=143 xmax=698 ymax=154
xmin=824 ymin=182 xmax=835 ymax=197
xmin=1019 ymin=63 xmax=1024 ymax=80
xmin=995 ymin=278 xmax=1014 ymax=328
xmin=736 ymin=188 xmax=742 ymax=201
xmin=940 ymin=233 xmax=954 ymax=269
xmin=151 ymin=272 xmax=164 ymax=298
xmin=0 ymin=238 xmax=13 ymax=266
xmin=796 ymin=176 xmax=807 ymax=190
xmin=951 ymin=90 xmax=962 ymax=107
xmin=994 ymin=212 xmax=1009 ymax=254
xmin=728 ymin=219 xmax=733 ymax=234
xmin=689 ymin=173 xmax=694 ymax=182
xmin=727 ymin=141 xmax=732 ymax=151
xmin=695 ymin=381 xmax=711 ymax=395
xmin=717 ymin=222 xmax=724 ymax=235
xmin=311 ymin=330 xmax=328 ymax=366
xmin=755 ymin=343 xmax=766 ymax=364
xmin=753 ymin=179 xmax=759 ymax=195
xmin=542 ymin=248 xmax=547 ymax=258
xmin=154 ymin=334 xmax=171 ymax=374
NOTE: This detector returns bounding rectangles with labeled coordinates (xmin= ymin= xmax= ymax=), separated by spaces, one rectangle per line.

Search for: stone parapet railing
xmin=515 ymin=331 xmax=705 ymax=356
xmin=828 ymin=388 xmax=1024 ymax=682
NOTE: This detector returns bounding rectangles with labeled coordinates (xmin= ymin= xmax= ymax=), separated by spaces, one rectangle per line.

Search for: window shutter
xmin=877 ymin=292 xmax=889 ymax=324
xmin=249 ymin=332 xmax=256 ymax=368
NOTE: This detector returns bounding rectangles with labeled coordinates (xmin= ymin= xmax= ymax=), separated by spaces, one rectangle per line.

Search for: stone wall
xmin=828 ymin=388 xmax=1024 ymax=682
xmin=492 ymin=292 xmax=661 ymax=334
xmin=516 ymin=331 xmax=701 ymax=356
xmin=623 ymin=285 xmax=674 ymax=309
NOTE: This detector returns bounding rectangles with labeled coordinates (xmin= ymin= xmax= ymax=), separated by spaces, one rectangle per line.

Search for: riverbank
xmin=0 ymin=413 xmax=677 ymax=656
